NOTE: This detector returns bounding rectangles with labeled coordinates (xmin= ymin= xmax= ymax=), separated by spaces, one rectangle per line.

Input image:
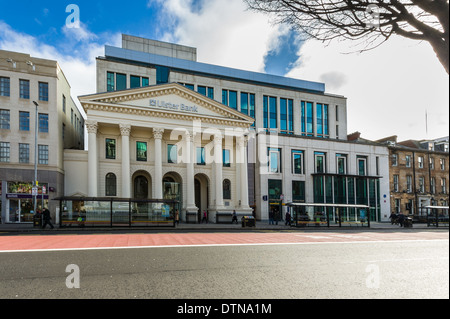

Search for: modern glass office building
xmin=63 ymin=35 xmax=390 ymax=224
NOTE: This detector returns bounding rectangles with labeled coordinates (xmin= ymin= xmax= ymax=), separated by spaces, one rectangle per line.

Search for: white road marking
xmin=0 ymin=239 xmax=447 ymax=253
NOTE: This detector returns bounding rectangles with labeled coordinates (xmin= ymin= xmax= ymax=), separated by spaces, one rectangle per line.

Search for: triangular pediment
xmin=79 ymin=83 xmax=254 ymax=128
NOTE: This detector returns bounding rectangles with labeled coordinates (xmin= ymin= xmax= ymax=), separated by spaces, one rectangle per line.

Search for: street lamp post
xmin=33 ymin=101 xmax=38 ymax=216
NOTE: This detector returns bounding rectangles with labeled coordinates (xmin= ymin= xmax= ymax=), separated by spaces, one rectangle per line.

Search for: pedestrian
xmin=275 ymin=209 xmax=279 ymax=225
xmin=269 ymin=208 xmax=274 ymax=225
xmin=175 ymin=209 xmax=179 ymax=225
xmin=398 ymin=212 xmax=405 ymax=227
xmin=232 ymin=210 xmax=238 ymax=224
xmin=42 ymin=207 xmax=54 ymax=229
xmin=202 ymin=210 xmax=208 ymax=223
xmin=285 ymin=211 xmax=291 ymax=226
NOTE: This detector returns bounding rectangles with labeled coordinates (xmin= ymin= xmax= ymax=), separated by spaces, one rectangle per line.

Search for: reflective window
xmin=0 ymin=77 xmax=10 ymax=97
xmin=39 ymin=113 xmax=49 ymax=133
xmin=136 ymin=142 xmax=147 ymax=162
xmin=168 ymin=144 xmax=177 ymax=164
xmin=105 ymin=173 xmax=117 ymax=196
xmin=116 ymin=73 xmax=126 ymax=91
xmin=292 ymin=150 xmax=304 ymax=175
xmin=197 ymin=147 xmax=205 ymax=165
xmin=38 ymin=145 xmax=48 ymax=165
xmin=106 ymin=139 xmax=116 ymax=160
xmin=223 ymin=179 xmax=231 ymax=200
xmin=39 ymin=82 xmax=49 ymax=102
xmin=20 ymin=79 xmax=30 ymax=99
xmin=223 ymin=149 xmax=230 ymax=167
xmin=315 ymin=152 xmax=326 ymax=173
xmin=19 ymin=112 xmax=30 ymax=131
xmin=107 ymin=72 xmax=115 ymax=92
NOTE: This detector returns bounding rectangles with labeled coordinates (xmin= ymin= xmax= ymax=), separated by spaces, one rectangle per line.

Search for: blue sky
xmin=0 ymin=0 xmax=448 ymax=141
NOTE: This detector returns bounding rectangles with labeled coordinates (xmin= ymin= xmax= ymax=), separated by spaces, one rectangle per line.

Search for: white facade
xmin=64 ymin=83 xmax=254 ymax=223
xmin=0 ymin=50 xmax=85 ymax=223
xmin=64 ymin=34 xmax=391 ymax=223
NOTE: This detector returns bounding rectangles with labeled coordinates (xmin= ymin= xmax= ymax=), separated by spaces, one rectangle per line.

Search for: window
xmin=292 ymin=181 xmax=305 ymax=202
xmin=105 ymin=173 xmax=117 ymax=197
xmin=130 ymin=75 xmax=141 ymax=89
xmin=429 ymin=157 xmax=434 ymax=169
xmin=292 ymin=150 xmax=304 ymax=175
xmin=392 ymin=154 xmax=398 ymax=166
xmin=0 ymin=77 xmax=10 ymax=97
xmin=183 ymin=83 xmax=194 ymax=91
xmin=168 ymin=144 xmax=177 ymax=164
xmin=62 ymin=94 xmax=66 ymax=113
xmin=106 ymin=139 xmax=116 ymax=159
xmin=223 ymin=149 xmax=230 ymax=167
xmin=393 ymin=175 xmax=399 ymax=192
xmin=223 ymin=179 xmax=231 ymax=200
xmin=440 ymin=158 xmax=446 ymax=170
xmin=431 ymin=177 xmax=436 ymax=194
xmin=406 ymin=175 xmax=412 ymax=193
xmin=196 ymin=147 xmax=205 ymax=165
xmin=19 ymin=143 xmax=30 ymax=163
xmin=19 ymin=80 xmax=30 ymax=99
xmin=357 ymin=156 xmax=367 ymax=176
xmin=419 ymin=177 xmax=425 ymax=193
xmin=241 ymin=92 xmax=255 ymax=126
xmin=317 ymin=103 xmax=329 ymax=138
xmin=130 ymin=75 xmax=149 ymax=89
xmin=0 ymin=142 xmax=10 ymax=162
xmin=336 ymin=154 xmax=347 ymax=174
xmin=222 ymin=90 xmax=237 ymax=109
xmin=38 ymin=145 xmax=49 ymax=165
xmin=19 ymin=112 xmax=30 ymax=131
xmin=301 ymin=101 xmax=314 ymax=136
xmin=39 ymin=82 xmax=49 ymax=101
xmin=442 ymin=178 xmax=447 ymax=194
xmin=156 ymin=66 xmax=169 ymax=84
xmin=107 ymin=72 xmax=115 ymax=92
xmin=406 ymin=155 xmax=411 ymax=167
xmin=198 ymin=86 xmax=214 ymax=99
xmin=418 ymin=156 xmax=424 ymax=168
xmin=268 ymin=148 xmax=281 ymax=173
xmin=263 ymin=96 xmax=277 ymax=130
xmin=314 ymin=152 xmax=326 ymax=173
xmin=116 ymin=73 xmax=126 ymax=91
xmin=0 ymin=109 xmax=10 ymax=130
xmin=280 ymin=98 xmax=294 ymax=134
xmin=136 ymin=142 xmax=147 ymax=162
xmin=39 ymin=113 xmax=49 ymax=133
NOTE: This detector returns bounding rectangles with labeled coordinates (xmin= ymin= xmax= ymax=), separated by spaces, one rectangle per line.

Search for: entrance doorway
xmin=8 ymin=198 xmax=35 ymax=223
xmin=163 ymin=172 xmax=182 ymax=216
xmin=195 ymin=174 xmax=209 ymax=223
xmin=132 ymin=172 xmax=152 ymax=200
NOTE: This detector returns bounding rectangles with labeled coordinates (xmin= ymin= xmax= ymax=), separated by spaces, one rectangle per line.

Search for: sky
xmin=0 ymin=0 xmax=448 ymax=142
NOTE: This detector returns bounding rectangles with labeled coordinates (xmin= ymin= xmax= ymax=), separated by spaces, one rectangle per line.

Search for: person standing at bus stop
xmin=42 ymin=207 xmax=54 ymax=229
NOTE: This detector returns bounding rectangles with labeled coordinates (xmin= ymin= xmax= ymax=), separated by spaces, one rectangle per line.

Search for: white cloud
xmin=286 ymin=36 xmax=449 ymax=141
xmin=0 ymin=21 xmax=122 ymax=118
xmin=156 ymin=0 xmax=284 ymax=73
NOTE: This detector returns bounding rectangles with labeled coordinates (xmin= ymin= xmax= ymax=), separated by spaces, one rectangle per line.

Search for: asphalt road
xmin=0 ymin=235 xmax=448 ymax=300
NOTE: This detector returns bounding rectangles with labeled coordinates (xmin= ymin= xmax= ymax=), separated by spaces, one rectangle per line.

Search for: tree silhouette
xmin=244 ymin=0 xmax=449 ymax=74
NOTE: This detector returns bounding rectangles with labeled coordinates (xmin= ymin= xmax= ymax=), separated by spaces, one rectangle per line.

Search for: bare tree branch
xmin=244 ymin=0 xmax=449 ymax=74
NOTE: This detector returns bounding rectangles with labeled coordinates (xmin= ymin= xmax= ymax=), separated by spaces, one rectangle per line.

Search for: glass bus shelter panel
xmin=131 ymin=201 xmax=175 ymax=226
xmin=292 ymin=206 xmax=328 ymax=227
xmin=84 ymin=201 xmax=111 ymax=227
xmin=427 ymin=208 xmax=449 ymax=228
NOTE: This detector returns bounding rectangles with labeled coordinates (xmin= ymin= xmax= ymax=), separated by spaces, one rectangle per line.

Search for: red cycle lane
xmin=0 ymin=231 xmax=448 ymax=252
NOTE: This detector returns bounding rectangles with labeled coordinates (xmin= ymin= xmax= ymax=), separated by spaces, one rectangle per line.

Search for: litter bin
xmin=33 ymin=214 xmax=42 ymax=228
xmin=242 ymin=216 xmax=255 ymax=228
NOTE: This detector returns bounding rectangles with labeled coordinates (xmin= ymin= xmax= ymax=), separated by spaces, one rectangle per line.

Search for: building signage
xmin=150 ymin=99 xmax=199 ymax=113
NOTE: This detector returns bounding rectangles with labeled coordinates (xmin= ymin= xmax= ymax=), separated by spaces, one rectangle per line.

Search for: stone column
xmin=86 ymin=120 xmax=98 ymax=197
xmin=120 ymin=124 xmax=131 ymax=198
xmin=185 ymin=131 xmax=197 ymax=214
xmin=238 ymin=135 xmax=251 ymax=210
xmin=214 ymin=134 xmax=224 ymax=209
xmin=153 ymin=128 xmax=164 ymax=199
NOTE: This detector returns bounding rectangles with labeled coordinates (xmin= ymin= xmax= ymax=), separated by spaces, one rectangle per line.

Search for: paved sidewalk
xmin=0 ymin=220 xmax=447 ymax=233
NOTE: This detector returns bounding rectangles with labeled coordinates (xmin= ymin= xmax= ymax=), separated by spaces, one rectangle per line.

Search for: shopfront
xmin=4 ymin=182 xmax=49 ymax=223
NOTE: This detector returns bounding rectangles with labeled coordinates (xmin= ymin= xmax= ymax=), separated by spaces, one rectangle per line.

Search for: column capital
xmin=86 ymin=120 xmax=98 ymax=134
xmin=214 ymin=135 xmax=223 ymax=145
xmin=119 ymin=124 xmax=131 ymax=137
xmin=237 ymin=135 xmax=248 ymax=148
xmin=153 ymin=128 xmax=165 ymax=140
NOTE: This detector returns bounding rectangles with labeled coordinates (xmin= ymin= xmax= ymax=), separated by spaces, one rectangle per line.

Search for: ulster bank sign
xmin=150 ymin=99 xmax=199 ymax=113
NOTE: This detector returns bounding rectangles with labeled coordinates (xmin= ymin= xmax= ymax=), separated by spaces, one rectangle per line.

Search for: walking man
xmin=42 ymin=207 xmax=54 ymax=229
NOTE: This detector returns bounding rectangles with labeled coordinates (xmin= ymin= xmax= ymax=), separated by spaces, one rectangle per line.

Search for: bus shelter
xmin=286 ymin=203 xmax=371 ymax=228
xmin=55 ymin=197 xmax=178 ymax=228
xmin=425 ymin=206 xmax=449 ymax=228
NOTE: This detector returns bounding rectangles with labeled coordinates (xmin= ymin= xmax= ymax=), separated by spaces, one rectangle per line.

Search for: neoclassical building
xmin=64 ymin=82 xmax=254 ymax=223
